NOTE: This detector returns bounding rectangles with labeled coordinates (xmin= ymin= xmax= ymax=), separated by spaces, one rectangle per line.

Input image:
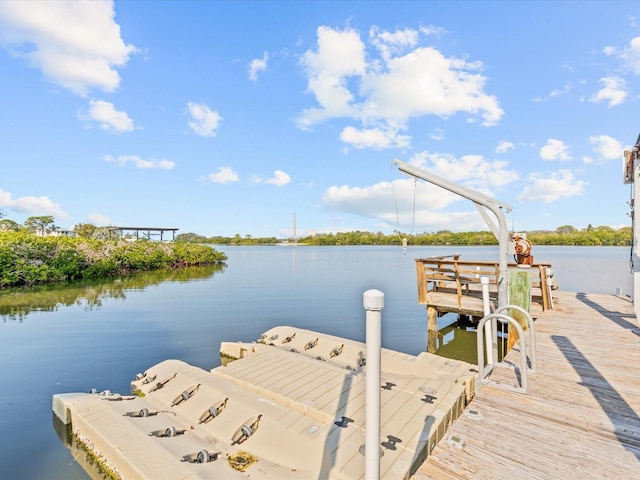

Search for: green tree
xmin=24 ymin=216 xmax=56 ymax=235
xmin=74 ymin=223 xmax=97 ymax=238
xmin=176 ymin=232 xmax=207 ymax=243
xmin=0 ymin=219 xmax=21 ymax=231
xmin=555 ymin=225 xmax=577 ymax=234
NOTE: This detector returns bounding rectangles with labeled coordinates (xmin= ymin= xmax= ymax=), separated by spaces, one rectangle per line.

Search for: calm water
xmin=0 ymin=245 xmax=632 ymax=479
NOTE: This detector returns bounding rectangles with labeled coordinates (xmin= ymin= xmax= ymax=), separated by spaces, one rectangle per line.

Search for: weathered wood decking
xmin=412 ymin=290 xmax=640 ymax=479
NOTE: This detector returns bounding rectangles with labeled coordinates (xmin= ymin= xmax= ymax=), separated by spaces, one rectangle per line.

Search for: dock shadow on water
xmin=551 ymin=335 xmax=640 ymax=461
xmin=0 ymin=264 xmax=226 ymax=322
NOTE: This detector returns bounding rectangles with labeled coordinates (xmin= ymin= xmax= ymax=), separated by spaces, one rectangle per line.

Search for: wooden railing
xmin=415 ymin=255 xmax=555 ymax=317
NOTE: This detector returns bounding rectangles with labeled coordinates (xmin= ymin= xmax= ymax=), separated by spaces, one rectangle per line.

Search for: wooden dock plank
xmin=412 ymin=291 xmax=640 ymax=479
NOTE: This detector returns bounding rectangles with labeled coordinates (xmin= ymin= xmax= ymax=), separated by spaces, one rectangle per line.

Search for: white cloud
xmin=205 ymin=167 xmax=239 ymax=184
xmin=86 ymin=212 xmax=113 ymax=226
xmin=368 ymin=47 xmax=503 ymax=126
xmin=103 ymin=154 xmax=175 ymax=170
xmin=323 ymin=178 xmax=457 ymax=219
xmin=81 ymin=100 xmax=134 ymax=133
xmin=297 ymin=26 xmax=366 ymax=129
xmin=410 ymin=151 xmax=519 ymax=188
xmin=339 ymin=126 xmax=411 ymax=149
xmin=534 ymin=82 xmax=575 ymax=102
xmin=517 ymin=170 xmax=586 ymax=203
xmin=0 ymin=1 xmax=137 ymax=96
xmin=252 ymin=169 xmax=291 ymax=187
xmin=187 ymin=102 xmax=222 ymax=137
xmin=248 ymin=51 xmax=268 ymax=81
xmin=620 ymin=36 xmax=640 ymax=74
xmin=321 ymin=150 xmax=518 ymax=231
xmin=496 ymin=141 xmax=514 ymax=154
xmin=419 ymin=25 xmax=448 ymax=37
xmin=589 ymin=76 xmax=627 ymax=107
xmin=589 ymin=134 xmax=622 ymax=160
xmin=0 ymin=188 xmax=67 ymax=218
xmin=430 ymin=128 xmax=444 ymax=141
xmin=540 ymin=139 xmax=572 ymax=161
xmin=321 ymin=178 xmax=490 ymax=232
xmin=549 ymin=83 xmax=574 ymax=98
xmin=369 ymin=26 xmax=419 ymax=62
xmin=297 ymin=25 xmax=503 ymax=146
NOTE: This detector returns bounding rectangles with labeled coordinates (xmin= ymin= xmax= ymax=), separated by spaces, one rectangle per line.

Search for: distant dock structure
xmin=105 ymin=226 xmax=179 ymax=242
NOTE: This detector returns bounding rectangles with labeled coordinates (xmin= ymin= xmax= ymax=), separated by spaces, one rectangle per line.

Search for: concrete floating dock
xmin=53 ymin=326 xmax=476 ymax=480
xmin=413 ymin=291 xmax=640 ymax=479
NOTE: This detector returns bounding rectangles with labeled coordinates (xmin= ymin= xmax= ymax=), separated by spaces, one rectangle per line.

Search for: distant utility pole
xmin=293 ymin=212 xmax=297 ymax=243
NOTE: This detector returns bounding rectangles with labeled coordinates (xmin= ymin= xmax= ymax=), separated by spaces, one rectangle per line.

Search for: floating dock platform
xmin=53 ymin=326 xmax=475 ymax=480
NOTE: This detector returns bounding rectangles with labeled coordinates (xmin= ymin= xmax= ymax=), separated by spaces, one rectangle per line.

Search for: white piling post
xmin=481 ymin=277 xmax=495 ymax=365
xmin=363 ymin=289 xmax=384 ymax=480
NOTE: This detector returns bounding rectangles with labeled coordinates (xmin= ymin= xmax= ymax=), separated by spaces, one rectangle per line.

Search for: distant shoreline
xmin=189 ymin=226 xmax=630 ymax=247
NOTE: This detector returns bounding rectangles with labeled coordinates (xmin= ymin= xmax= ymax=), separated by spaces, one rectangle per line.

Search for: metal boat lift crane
xmin=393 ymin=159 xmax=513 ymax=308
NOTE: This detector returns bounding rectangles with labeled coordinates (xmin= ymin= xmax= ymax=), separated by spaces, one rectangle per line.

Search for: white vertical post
xmin=635 ymin=272 xmax=640 ymax=319
xmin=481 ymin=277 xmax=495 ymax=365
xmin=363 ymin=289 xmax=384 ymax=480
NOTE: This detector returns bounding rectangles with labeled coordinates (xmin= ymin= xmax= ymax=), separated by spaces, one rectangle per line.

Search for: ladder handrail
xmin=476 ymin=312 xmax=529 ymax=393
xmin=494 ymin=304 xmax=536 ymax=373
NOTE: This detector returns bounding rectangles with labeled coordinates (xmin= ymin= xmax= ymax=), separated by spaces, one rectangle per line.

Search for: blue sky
xmin=1 ymin=1 xmax=639 ymax=238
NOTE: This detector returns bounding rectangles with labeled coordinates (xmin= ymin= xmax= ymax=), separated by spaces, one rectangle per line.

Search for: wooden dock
xmin=415 ymin=256 xmax=556 ymax=318
xmin=412 ymin=290 xmax=640 ymax=479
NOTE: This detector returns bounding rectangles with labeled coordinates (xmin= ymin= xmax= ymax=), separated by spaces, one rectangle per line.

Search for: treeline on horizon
xmin=176 ymin=224 xmax=632 ymax=247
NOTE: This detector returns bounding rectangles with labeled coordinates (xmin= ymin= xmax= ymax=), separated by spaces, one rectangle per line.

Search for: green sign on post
xmin=507 ymin=268 xmax=531 ymax=351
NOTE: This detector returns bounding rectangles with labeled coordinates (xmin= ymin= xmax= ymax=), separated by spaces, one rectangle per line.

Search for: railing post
xmin=481 ymin=276 xmax=496 ymax=365
xmin=363 ymin=289 xmax=384 ymax=480
xmin=454 ymin=261 xmax=462 ymax=308
xmin=415 ymin=259 xmax=427 ymax=304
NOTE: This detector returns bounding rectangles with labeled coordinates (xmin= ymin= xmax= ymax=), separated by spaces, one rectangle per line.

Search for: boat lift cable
xmin=390 ymin=163 xmax=416 ymax=254
xmin=392 ymin=178 xmax=400 ymax=236
xmin=390 ymin=162 xmax=401 ymax=239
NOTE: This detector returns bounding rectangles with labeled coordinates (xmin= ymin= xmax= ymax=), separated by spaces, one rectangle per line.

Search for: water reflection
xmin=0 ymin=264 xmax=226 ymax=322
xmin=430 ymin=318 xmax=508 ymax=365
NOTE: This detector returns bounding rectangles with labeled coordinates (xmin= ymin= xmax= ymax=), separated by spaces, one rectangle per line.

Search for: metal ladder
xmin=476 ymin=305 xmax=536 ymax=394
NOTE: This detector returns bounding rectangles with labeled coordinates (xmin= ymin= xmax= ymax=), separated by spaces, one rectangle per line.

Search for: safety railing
xmin=476 ymin=305 xmax=536 ymax=394
xmin=415 ymin=257 xmax=555 ymax=315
